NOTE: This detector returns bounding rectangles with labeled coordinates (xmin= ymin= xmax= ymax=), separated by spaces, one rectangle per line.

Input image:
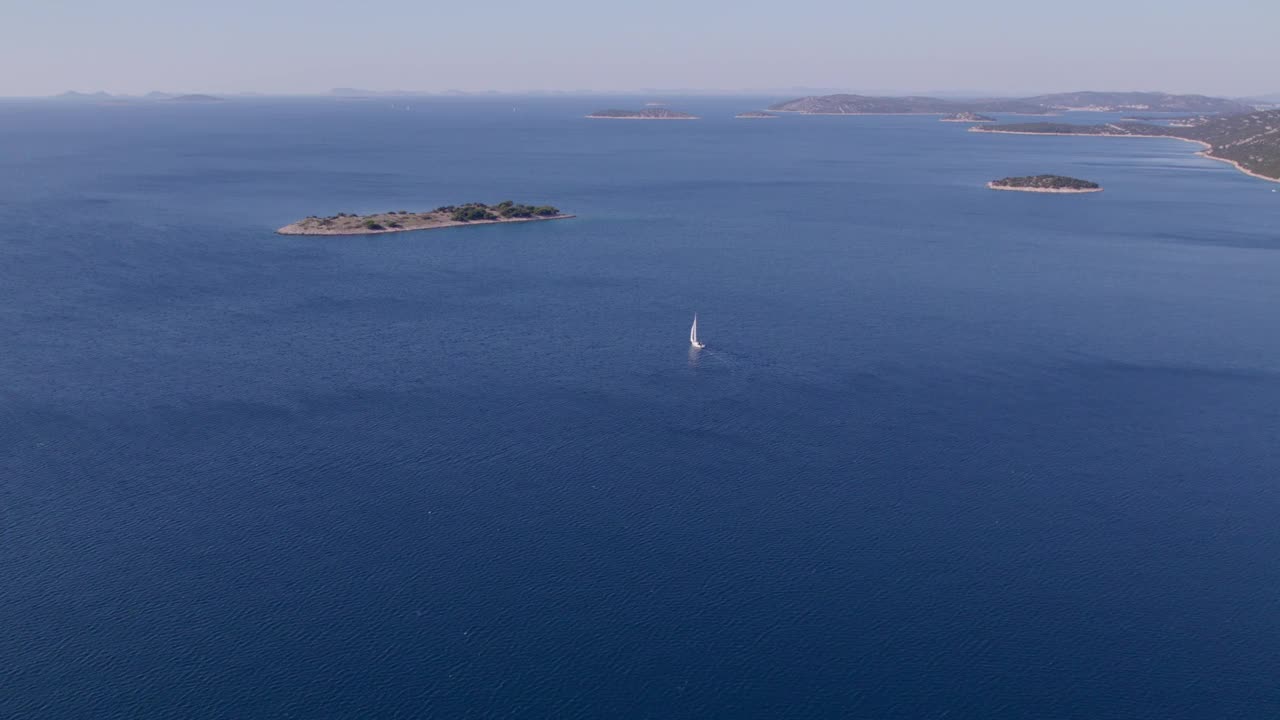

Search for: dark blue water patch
xmin=2 ymin=97 xmax=1280 ymax=719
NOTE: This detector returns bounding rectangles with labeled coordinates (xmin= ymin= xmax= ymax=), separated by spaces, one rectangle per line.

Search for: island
xmin=971 ymin=109 xmax=1280 ymax=182
xmin=586 ymin=108 xmax=699 ymax=120
xmin=987 ymin=175 xmax=1102 ymax=193
xmin=766 ymin=91 xmax=1250 ymax=116
xmin=735 ymin=111 xmax=778 ymax=119
xmin=276 ymin=202 xmax=573 ymax=236
xmin=167 ymin=94 xmax=224 ymax=103
xmin=941 ymin=112 xmax=996 ymax=123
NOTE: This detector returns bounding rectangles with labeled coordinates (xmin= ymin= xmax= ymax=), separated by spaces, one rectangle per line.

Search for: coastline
xmin=969 ymin=127 xmax=1209 ymax=145
xmin=277 ymin=214 xmax=575 ymax=236
xmin=1195 ymin=151 xmax=1280 ymax=184
xmin=987 ymin=182 xmax=1102 ymax=194
xmin=971 ymin=128 xmax=1280 ymax=183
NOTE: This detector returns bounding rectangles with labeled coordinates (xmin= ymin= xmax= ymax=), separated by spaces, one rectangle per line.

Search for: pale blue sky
xmin=4 ymin=0 xmax=1276 ymax=96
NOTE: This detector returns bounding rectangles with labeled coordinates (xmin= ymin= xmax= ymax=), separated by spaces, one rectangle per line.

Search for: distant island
xmin=971 ymin=109 xmax=1280 ymax=182
xmin=47 ymin=90 xmax=227 ymax=104
xmin=941 ymin=112 xmax=996 ymax=123
xmin=735 ymin=111 xmax=778 ymax=119
xmin=167 ymin=94 xmax=223 ymax=103
xmin=988 ymin=175 xmax=1102 ymax=193
xmin=767 ymin=91 xmax=1251 ymax=116
xmin=586 ymin=108 xmax=699 ymax=120
xmin=277 ymin=202 xmax=573 ymax=236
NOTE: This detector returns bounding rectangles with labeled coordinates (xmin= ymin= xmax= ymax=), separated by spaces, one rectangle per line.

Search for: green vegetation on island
xmin=277 ymin=202 xmax=571 ymax=236
xmin=586 ymin=108 xmax=699 ymax=120
xmin=988 ymin=175 xmax=1101 ymax=193
xmin=972 ymin=109 xmax=1280 ymax=181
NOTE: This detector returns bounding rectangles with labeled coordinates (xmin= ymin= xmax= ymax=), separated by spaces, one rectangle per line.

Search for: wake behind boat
xmin=690 ymin=314 xmax=705 ymax=349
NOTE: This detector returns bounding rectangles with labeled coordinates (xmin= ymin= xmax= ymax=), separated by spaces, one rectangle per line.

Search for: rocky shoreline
xmin=986 ymin=183 xmax=1102 ymax=194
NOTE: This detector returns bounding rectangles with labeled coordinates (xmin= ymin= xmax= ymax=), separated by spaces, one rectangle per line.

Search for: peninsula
xmin=586 ymin=108 xmax=699 ymax=120
xmin=277 ymin=202 xmax=573 ymax=236
xmin=735 ymin=111 xmax=778 ymax=119
xmin=767 ymin=91 xmax=1250 ymax=116
xmin=941 ymin=112 xmax=996 ymax=123
xmin=971 ymin=109 xmax=1280 ymax=182
xmin=988 ymin=175 xmax=1101 ymax=193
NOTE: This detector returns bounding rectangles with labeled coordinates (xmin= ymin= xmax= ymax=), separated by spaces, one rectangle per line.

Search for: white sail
xmin=690 ymin=314 xmax=704 ymax=349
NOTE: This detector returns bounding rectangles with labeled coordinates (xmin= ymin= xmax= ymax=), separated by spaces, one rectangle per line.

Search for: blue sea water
xmin=2 ymin=96 xmax=1280 ymax=718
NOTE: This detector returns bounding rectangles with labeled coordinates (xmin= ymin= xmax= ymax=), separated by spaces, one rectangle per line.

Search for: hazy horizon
xmin=5 ymin=0 xmax=1277 ymax=98
xmin=21 ymin=86 xmax=1280 ymax=101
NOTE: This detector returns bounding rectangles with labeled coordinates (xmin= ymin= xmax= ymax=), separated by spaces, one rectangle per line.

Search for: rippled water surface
xmin=3 ymin=97 xmax=1279 ymax=718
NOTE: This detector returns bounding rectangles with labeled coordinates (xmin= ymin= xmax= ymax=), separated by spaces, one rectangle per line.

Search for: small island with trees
xmin=987 ymin=175 xmax=1102 ymax=193
xmin=736 ymin=111 xmax=778 ymax=119
xmin=586 ymin=108 xmax=699 ymax=120
xmin=277 ymin=201 xmax=573 ymax=236
xmin=941 ymin=112 xmax=996 ymax=123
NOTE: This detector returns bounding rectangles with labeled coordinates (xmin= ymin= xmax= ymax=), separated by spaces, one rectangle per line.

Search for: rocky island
xmin=277 ymin=202 xmax=573 ymax=236
xmin=988 ymin=175 xmax=1102 ymax=193
xmin=735 ymin=111 xmax=778 ymax=119
xmin=941 ymin=112 xmax=996 ymax=123
xmin=586 ymin=108 xmax=699 ymax=120
xmin=971 ymin=109 xmax=1280 ymax=182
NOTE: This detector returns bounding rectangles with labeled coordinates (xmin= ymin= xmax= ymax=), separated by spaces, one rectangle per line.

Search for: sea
xmin=2 ymin=96 xmax=1279 ymax=719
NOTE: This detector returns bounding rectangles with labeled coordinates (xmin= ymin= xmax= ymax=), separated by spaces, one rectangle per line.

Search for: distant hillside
xmin=1023 ymin=91 xmax=1250 ymax=113
xmin=768 ymin=94 xmax=1046 ymax=115
xmin=769 ymin=91 xmax=1250 ymax=116
xmin=975 ymin=109 xmax=1280 ymax=181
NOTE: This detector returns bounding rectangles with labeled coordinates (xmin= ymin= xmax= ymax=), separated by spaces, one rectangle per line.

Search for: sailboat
xmin=690 ymin=314 xmax=705 ymax=349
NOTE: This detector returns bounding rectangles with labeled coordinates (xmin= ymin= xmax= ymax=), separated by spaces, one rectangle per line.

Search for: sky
xmin=3 ymin=0 xmax=1277 ymax=97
